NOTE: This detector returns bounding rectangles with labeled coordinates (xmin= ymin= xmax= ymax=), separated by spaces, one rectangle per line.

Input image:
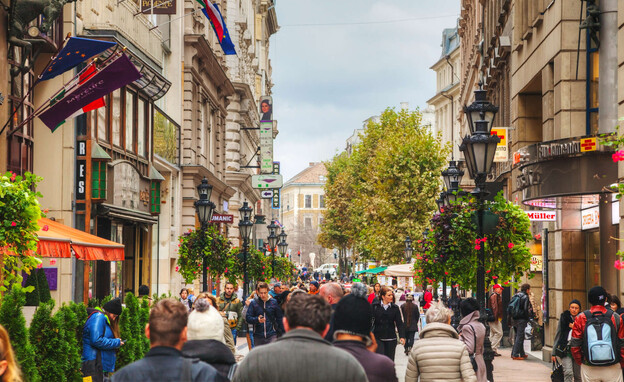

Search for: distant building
xmin=280 ymin=162 xmax=330 ymax=268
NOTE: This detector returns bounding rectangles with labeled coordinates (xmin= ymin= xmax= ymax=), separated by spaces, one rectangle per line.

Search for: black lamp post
xmin=442 ymin=160 xmax=465 ymax=204
xmin=267 ymin=220 xmax=279 ymax=277
xmin=436 ymin=191 xmax=447 ymax=213
xmin=278 ymin=228 xmax=288 ymax=257
xmin=195 ymin=177 xmax=216 ymax=293
xmin=238 ymin=201 xmax=253 ymax=300
xmin=459 ymin=84 xmax=499 ymax=315
xmin=404 ymin=235 xmax=413 ymax=263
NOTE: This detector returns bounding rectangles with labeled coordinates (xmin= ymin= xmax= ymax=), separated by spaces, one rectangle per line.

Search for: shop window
xmin=125 ymin=90 xmax=135 ymax=152
xmin=92 ymin=161 xmax=107 ymax=200
xmin=151 ymin=181 xmax=161 ymax=214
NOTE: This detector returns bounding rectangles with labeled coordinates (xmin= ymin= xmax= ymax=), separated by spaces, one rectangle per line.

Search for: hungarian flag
xmin=39 ymin=53 xmax=141 ymax=132
xmin=47 ymin=64 xmax=106 ymax=130
xmin=195 ymin=0 xmax=236 ymax=55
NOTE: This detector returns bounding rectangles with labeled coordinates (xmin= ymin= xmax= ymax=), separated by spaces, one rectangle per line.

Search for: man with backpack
xmin=570 ymin=286 xmax=624 ymax=381
xmin=507 ymin=283 xmax=534 ymax=360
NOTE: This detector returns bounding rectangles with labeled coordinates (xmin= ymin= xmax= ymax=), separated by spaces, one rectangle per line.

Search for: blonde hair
xmin=425 ymin=301 xmax=452 ymax=324
xmin=196 ymin=293 xmax=218 ymax=310
xmin=0 ymin=325 xmax=22 ymax=382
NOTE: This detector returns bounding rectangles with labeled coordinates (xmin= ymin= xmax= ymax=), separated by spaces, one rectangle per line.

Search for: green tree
xmin=117 ymin=293 xmax=141 ymax=367
xmin=0 ymin=172 xmax=44 ymax=290
xmin=320 ymin=108 xmax=450 ymax=263
xmin=0 ymin=286 xmax=40 ymax=382
xmin=68 ymin=301 xmax=88 ymax=347
xmin=138 ymin=297 xmax=150 ymax=356
xmin=56 ymin=305 xmax=82 ymax=382
xmin=24 ymin=268 xmax=51 ymax=306
xmin=29 ymin=300 xmax=67 ymax=382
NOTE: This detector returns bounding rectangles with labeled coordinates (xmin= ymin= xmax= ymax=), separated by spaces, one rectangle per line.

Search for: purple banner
xmin=39 ymin=54 xmax=142 ymax=131
xmin=21 ymin=268 xmax=58 ymax=290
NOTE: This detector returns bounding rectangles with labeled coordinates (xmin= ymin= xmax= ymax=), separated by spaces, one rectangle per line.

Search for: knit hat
xmin=332 ymin=283 xmax=373 ymax=346
xmin=103 ymin=298 xmax=123 ymax=316
xmin=310 ymin=280 xmax=319 ymax=289
xmin=588 ymin=286 xmax=608 ymax=306
xmin=569 ymin=299 xmax=582 ymax=309
xmin=187 ymin=298 xmax=225 ymax=342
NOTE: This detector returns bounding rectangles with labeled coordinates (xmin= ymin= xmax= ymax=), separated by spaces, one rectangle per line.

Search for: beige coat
xmin=405 ymin=322 xmax=477 ymax=382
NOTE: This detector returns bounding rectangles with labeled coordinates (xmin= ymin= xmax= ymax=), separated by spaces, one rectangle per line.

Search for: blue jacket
xmin=246 ymin=297 xmax=284 ymax=339
xmin=82 ymin=309 xmax=122 ymax=372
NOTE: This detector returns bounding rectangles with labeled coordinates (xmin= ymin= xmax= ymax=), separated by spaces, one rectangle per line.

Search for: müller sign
xmin=526 ymin=211 xmax=556 ymax=221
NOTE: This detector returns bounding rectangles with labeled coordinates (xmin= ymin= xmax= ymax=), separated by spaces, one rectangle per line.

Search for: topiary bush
xmin=56 ymin=305 xmax=82 ymax=382
xmin=29 ymin=300 xmax=68 ymax=382
xmin=139 ymin=297 xmax=150 ymax=356
xmin=36 ymin=268 xmax=51 ymax=303
xmin=68 ymin=301 xmax=88 ymax=348
xmin=23 ymin=271 xmax=39 ymax=307
xmin=117 ymin=293 xmax=141 ymax=367
xmin=0 ymin=286 xmax=40 ymax=382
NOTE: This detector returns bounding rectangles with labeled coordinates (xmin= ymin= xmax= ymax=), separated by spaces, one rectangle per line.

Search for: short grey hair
xmin=425 ymin=301 xmax=452 ymax=324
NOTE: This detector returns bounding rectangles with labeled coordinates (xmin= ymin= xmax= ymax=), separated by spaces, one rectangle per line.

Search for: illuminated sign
xmin=526 ymin=211 xmax=556 ymax=221
xmin=582 ymin=206 xmax=600 ymax=230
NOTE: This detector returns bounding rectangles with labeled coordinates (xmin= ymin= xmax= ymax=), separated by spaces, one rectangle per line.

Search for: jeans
xmin=511 ymin=320 xmax=527 ymax=357
xmin=254 ymin=334 xmax=277 ymax=346
xmin=376 ymin=339 xmax=397 ymax=361
xmin=231 ymin=329 xmax=237 ymax=345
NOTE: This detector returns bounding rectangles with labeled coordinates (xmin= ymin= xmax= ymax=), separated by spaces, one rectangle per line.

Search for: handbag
xmin=467 ymin=324 xmax=478 ymax=372
xmin=551 ymin=360 xmax=564 ymax=382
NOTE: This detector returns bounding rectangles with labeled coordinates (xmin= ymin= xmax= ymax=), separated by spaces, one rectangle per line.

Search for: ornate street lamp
xmin=404 ymin=235 xmax=413 ymax=263
xmin=267 ymin=220 xmax=279 ymax=275
xmin=194 ymin=177 xmax=216 ymax=292
xmin=238 ymin=201 xmax=253 ymax=300
xmin=278 ymin=228 xmax=288 ymax=257
xmin=442 ymin=161 xmax=465 ymax=204
xmin=460 ymin=86 xmax=499 ymax=317
xmin=436 ymin=191 xmax=447 ymax=213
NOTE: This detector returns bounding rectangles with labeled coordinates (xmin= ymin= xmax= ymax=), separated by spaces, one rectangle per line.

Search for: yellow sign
xmin=491 ymin=127 xmax=508 ymax=162
xmin=580 ymin=137 xmax=597 ymax=152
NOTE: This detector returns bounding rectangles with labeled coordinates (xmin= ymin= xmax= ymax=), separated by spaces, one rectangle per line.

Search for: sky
xmin=270 ymin=0 xmax=461 ymax=181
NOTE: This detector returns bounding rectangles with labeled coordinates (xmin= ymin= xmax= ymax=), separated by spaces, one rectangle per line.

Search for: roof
xmin=440 ymin=27 xmax=460 ymax=58
xmin=284 ymin=162 xmax=327 ymax=186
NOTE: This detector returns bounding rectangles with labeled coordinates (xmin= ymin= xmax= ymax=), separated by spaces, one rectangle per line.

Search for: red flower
xmin=43 ymin=208 xmax=49 ymax=214
xmin=508 ymin=243 xmax=515 ymax=249
xmin=492 ymin=276 xmax=498 ymax=279
xmin=37 ymin=263 xmax=43 ymax=269
xmin=10 ymin=222 xmax=16 ymax=227
xmin=42 ymin=225 xmax=49 ymax=231
xmin=175 ymin=266 xmax=179 ymax=271
xmin=482 ymin=237 xmax=487 ymax=242
xmin=486 ymin=270 xmax=491 ymax=273
xmin=475 ymin=245 xmax=481 ymax=250
xmin=504 ymin=281 xmax=509 ymax=285
xmin=444 ymin=272 xmax=449 ymax=275
xmin=10 ymin=173 xmax=16 ymax=182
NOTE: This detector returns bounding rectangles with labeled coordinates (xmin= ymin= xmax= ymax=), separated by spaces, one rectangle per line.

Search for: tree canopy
xmin=319 ymin=108 xmax=450 ymax=263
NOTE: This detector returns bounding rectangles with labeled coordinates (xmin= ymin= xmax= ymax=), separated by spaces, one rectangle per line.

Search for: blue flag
xmin=39 ymin=37 xmax=117 ymax=81
xmin=202 ymin=4 xmax=236 ymax=55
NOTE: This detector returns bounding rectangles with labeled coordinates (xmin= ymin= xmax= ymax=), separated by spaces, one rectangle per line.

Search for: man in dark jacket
xmin=334 ymin=283 xmax=397 ymax=382
xmin=233 ymin=293 xmax=367 ymax=382
xmin=112 ymin=299 xmax=224 ymax=382
xmin=489 ymin=284 xmax=503 ymax=356
xmin=509 ymin=283 xmax=534 ymax=360
xmin=245 ymin=281 xmax=284 ymax=346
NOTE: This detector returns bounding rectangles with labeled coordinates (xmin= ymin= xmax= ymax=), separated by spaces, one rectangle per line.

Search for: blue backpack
xmin=582 ymin=309 xmax=621 ymax=366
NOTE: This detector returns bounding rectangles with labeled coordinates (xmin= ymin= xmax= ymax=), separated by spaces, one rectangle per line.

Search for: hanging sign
xmin=272 ymin=189 xmax=280 ymax=209
xmin=251 ymin=174 xmax=283 ymax=189
xmin=140 ymin=0 xmax=177 ymax=14
xmin=261 ymin=190 xmax=274 ymax=199
xmin=76 ymin=140 xmax=87 ymax=200
xmin=260 ymin=121 xmax=273 ymax=173
xmin=492 ymin=127 xmax=508 ymax=162
xmin=211 ymin=214 xmax=234 ymax=224
xmin=582 ymin=206 xmax=600 ymax=230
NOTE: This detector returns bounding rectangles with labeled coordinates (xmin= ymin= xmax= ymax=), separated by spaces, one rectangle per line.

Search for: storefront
xmin=512 ymin=135 xmax=618 ymax=358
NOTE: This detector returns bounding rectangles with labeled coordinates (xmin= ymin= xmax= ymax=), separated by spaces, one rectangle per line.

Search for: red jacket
xmin=423 ymin=291 xmax=433 ymax=310
xmin=570 ymin=306 xmax=624 ymax=367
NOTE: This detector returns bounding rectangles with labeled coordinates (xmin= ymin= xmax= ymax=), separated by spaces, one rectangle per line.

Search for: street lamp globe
xmin=463 ymin=86 xmax=499 ymax=135
xmin=194 ymin=178 xmax=215 ymax=228
xmin=238 ymin=202 xmax=254 ymax=239
xmin=196 ymin=177 xmax=213 ymax=201
xmin=278 ymin=228 xmax=287 ymax=245
xmin=278 ymin=238 xmax=288 ymax=256
xmin=404 ymin=235 xmax=413 ymax=263
xmin=459 ymin=124 xmax=500 ymax=183
xmin=239 ymin=201 xmax=253 ymax=221
xmin=441 ymin=160 xmax=464 ymax=192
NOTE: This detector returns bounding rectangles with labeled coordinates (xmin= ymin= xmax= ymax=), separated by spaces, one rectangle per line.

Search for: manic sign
xmin=211 ymin=214 xmax=234 ymax=224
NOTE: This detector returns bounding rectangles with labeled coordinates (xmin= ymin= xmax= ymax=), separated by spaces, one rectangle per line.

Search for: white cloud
xmin=270 ymin=0 xmax=460 ymax=180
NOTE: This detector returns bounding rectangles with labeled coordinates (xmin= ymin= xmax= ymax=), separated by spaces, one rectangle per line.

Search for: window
xmin=97 ymin=95 xmax=108 ymax=142
xmin=125 ymin=90 xmax=135 ymax=152
xmin=151 ymin=181 xmax=161 ymax=214
xmin=137 ymin=98 xmax=146 ymax=157
xmin=304 ymin=217 xmax=312 ymax=228
xmin=111 ymin=89 xmax=121 ymax=146
xmin=319 ymin=195 xmax=325 ymax=209
xmin=305 ymin=195 xmax=312 ymax=208
xmin=92 ymin=161 xmax=107 ymax=200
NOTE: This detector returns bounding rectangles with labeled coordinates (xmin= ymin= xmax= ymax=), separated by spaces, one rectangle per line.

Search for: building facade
xmin=280 ymin=162 xmax=330 ymax=268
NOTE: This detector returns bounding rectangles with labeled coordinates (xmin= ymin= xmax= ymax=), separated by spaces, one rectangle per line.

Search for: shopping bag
xmin=550 ymin=360 xmax=564 ymax=382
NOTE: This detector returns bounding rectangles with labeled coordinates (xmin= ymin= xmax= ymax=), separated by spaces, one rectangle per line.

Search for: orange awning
xmin=36 ymin=218 xmax=124 ymax=261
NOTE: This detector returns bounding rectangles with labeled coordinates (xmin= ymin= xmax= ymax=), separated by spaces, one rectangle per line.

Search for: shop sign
xmin=211 ymin=214 xmax=233 ymax=224
xmin=261 ymin=190 xmax=274 ymax=199
xmin=582 ymin=206 xmax=600 ymax=230
xmin=492 ymin=127 xmax=508 ymax=162
xmin=538 ymin=141 xmax=581 ymax=160
xmin=140 ymin=0 xmax=176 ymax=15
xmin=526 ymin=211 xmax=556 ymax=221
xmin=613 ymin=199 xmax=620 ymax=225
xmin=76 ymin=140 xmax=87 ymax=200
xmin=251 ymin=174 xmax=283 ymax=189
xmin=260 ymin=122 xmax=273 ymax=174
xmin=530 ymin=255 xmax=543 ymax=272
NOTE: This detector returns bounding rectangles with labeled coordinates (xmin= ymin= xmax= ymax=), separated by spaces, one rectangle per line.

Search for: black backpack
xmin=419 ymin=293 xmax=426 ymax=307
xmin=507 ymin=293 xmax=525 ymax=319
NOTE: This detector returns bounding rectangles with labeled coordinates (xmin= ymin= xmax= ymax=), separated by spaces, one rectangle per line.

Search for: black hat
xmin=588 ymin=286 xmax=608 ymax=306
xmin=332 ymin=283 xmax=372 ymax=345
xmin=103 ymin=298 xmax=123 ymax=316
